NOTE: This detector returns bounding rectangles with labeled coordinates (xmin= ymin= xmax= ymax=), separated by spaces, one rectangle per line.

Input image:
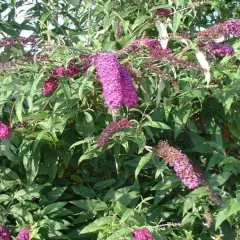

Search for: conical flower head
xmin=155 ymin=141 xmax=201 ymax=189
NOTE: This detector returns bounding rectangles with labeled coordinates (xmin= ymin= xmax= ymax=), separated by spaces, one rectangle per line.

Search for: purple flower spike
xmin=17 ymin=228 xmax=30 ymax=240
xmin=155 ymin=141 xmax=201 ymax=189
xmin=0 ymin=226 xmax=11 ymax=240
xmin=133 ymin=227 xmax=153 ymax=240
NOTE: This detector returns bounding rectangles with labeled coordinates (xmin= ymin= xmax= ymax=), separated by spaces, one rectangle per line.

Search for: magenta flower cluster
xmin=95 ymin=52 xmax=138 ymax=109
xmin=155 ymin=8 xmax=172 ymax=16
xmin=42 ymin=55 xmax=92 ymax=96
xmin=224 ymin=19 xmax=240 ymax=36
xmin=0 ymin=226 xmax=11 ymax=240
xmin=17 ymin=228 xmax=30 ymax=240
xmin=0 ymin=226 xmax=30 ymax=240
xmin=207 ymin=43 xmax=234 ymax=56
xmin=133 ymin=227 xmax=153 ymax=240
xmin=155 ymin=141 xmax=201 ymax=189
xmin=0 ymin=121 xmax=11 ymax=139
xmin=197 ymin=18 xmax=240 ymax=42
xmin=42 ymin=77 xmax=59 ymax=96
xmin=98 ymin=118 xmax=132 ymax=147
xmin=0 ymin=37 xmax=36 ymax=47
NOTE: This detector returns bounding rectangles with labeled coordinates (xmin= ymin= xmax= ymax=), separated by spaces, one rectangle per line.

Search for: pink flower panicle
xmin=207 ymin=43 xmax=234 ymax=56
xmin=155 ymin=141 xmax=201 ymax=189
xmin=0 ymin=122 xmax=11 ymax=139
xmin=42 ymin=77 xmax=59 ymax=96
xmin=95 ymin=52 xmax=138 ymax=109
xmin=224 ymin=19 xmax=240 ymax=36
xmin=155 ymin=8 xmax=172 ymax=16
xmin=98 ymin=118 xmax=132 ymax=147
xmin=0 ymin=37 xmax=36 ymax=47
xmin=120 ymin=66 xmax=138 ymax=108
xmin=197 ymin=18 xmax=240 ymax=43
xmin=17 ymin=228 xmax=30 ymax=240
xmin=133 ymin=227 xmax=153 ymax=240
xmin=95 ymin=52 xmax=124 ymax=109
xmin=0 ymin=226 xmax=11 ymax=240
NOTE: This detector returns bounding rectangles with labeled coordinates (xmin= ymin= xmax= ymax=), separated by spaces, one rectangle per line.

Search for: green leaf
xmin=78 ymin=67 xmax=94 ymax=101
xmin=0 ymin=22 xmax=19 ymax=37
xmin=44 ymin=148 xmax=58 ymax=181
xmin=80 ymin=216 xmax=115 ymax=234
xmin=73 ymin=212 xmax=95 ymax=224
xmin=144 ymin=121 xmax=171 ymax=129
xmin=132 ymin=15 xmax=149 ymax=30
xmin=209 ymin=172 xmax=231 ymax=187
xmin=68 ymin=0 xmax=79 ymax=6
xmin=0 ymin=194 xmax=10 ymax=203
xmin=40 ymin=11 xmax=51 ymax=22
xmin=183 ymin=187 xmax=209 ymax=215
xmin=106 ymin=228 xmax=131 ymax=240
xmin=174 ymin=108 xmax=191 ymax=139
xmin=120 ymin=209 xmax=133 ymax=224
xmin=215 ymin=199 xmax=240 ymax=229
xmin=215 ymin=126 xmax=223 ymax=146
xmin=76 ymin=112 xmax=95 ymax=135
xmin=117 ymin=34 xmax=135 ymax=47
xmin=72 ymin=185 xmax=96 ymax=198
xmin=156 ymin=77 xmax=165 ymax=106
xmin=44 ymin=187 xmax=67 ymax=203
xmin=173 ymin=12 xmax=181 ymax=33
xmin=41 ymin=202 xmax=67 ymax=215
xmin=70 ymin=136 xmax=95 ymax=149
xmin=126 ymin=128 xmax=146 ymax=154
xmin=15 ymin=95 xmax=24 ymax=123
xmin=71 ymin=199 xmax=108 ymax=212
xmin=135 ymin=152 xmax=153 ymax=178
xmin=23 ymin=145 xmax=40 ymax=183
xmin=93 ymin=179 xmax=115 ymax=190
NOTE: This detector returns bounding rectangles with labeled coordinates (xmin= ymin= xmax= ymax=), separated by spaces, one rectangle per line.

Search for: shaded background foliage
xmin=1 ymin=0 xmax=240 ymax=239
